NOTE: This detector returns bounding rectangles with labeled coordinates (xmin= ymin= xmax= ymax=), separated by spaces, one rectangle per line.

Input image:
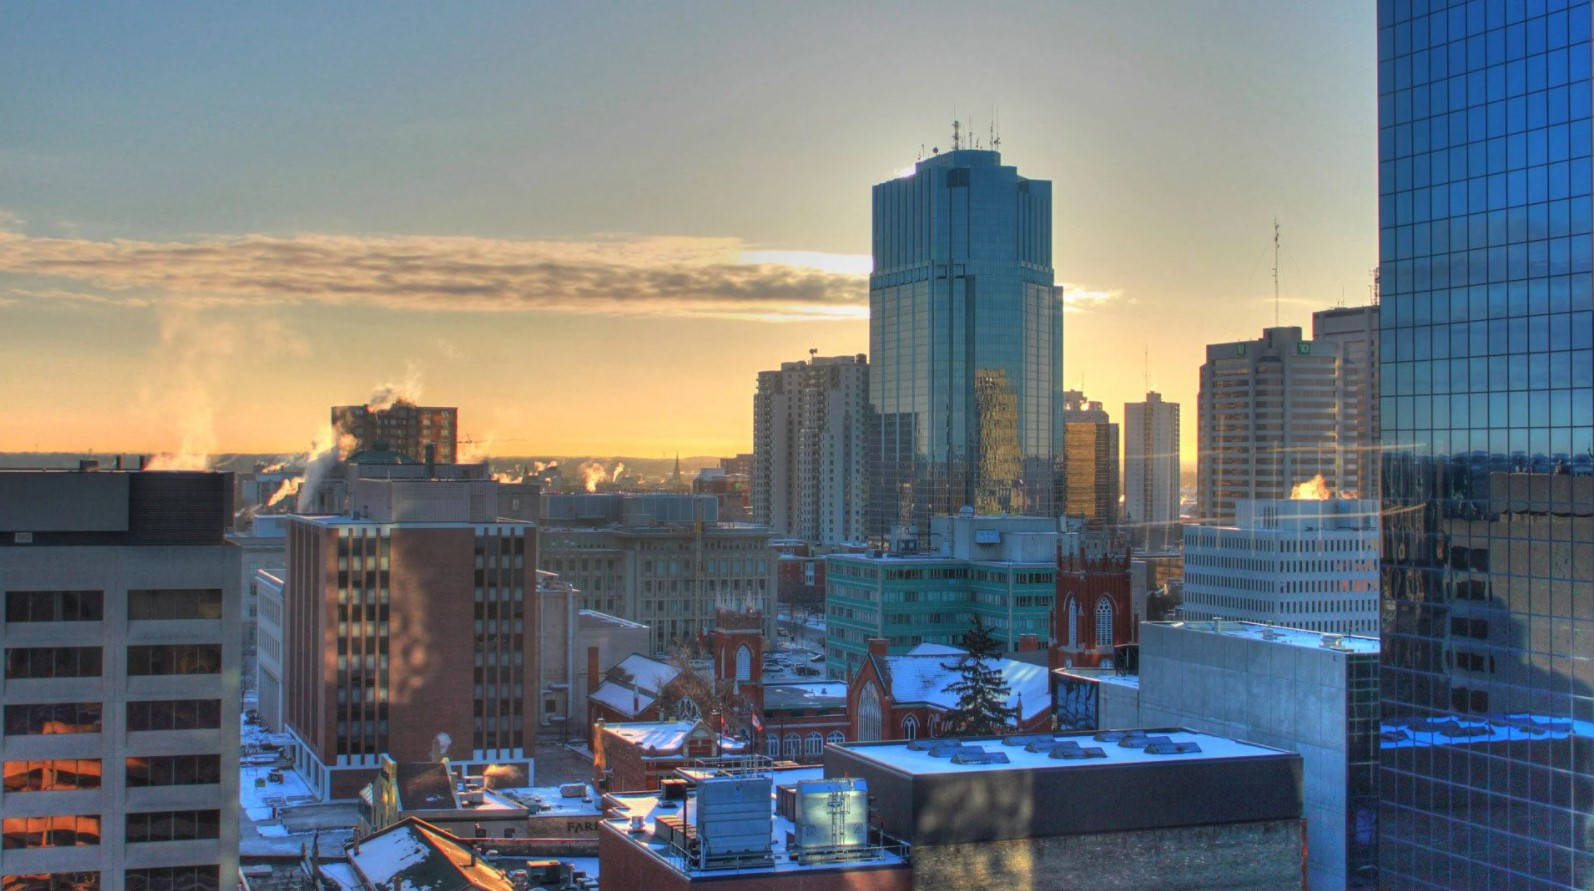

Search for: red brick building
xmin=592 ymin=720 xmax=747 ymax=792
xmin=1052 ymin=546 xmax=1135 ymax=670
xmin=283 ymin=478 xmax=535 ymax=799
xmin=847 ymin=639 xmax=1052 ymax=742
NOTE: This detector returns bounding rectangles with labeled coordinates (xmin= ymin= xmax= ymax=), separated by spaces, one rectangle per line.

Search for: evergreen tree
xmin=940 ymin=616 xmax=1015 ymax=736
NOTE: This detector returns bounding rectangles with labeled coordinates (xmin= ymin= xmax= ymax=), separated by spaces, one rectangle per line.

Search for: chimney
xmin=586 ymin=646 xmax=601 ymax=696
xmin=136 ymin=454 xmax=148 ymax=471
xmin=113 ymin=455 xmax=123 ymax=470
xmin=425 ymin=443 xmax=436 ymax=478
xmin=867 ymin=638 xmax=889 ymax=658
xmin=1017 ymin=633 xmax=1040 ymax=653
xmin=78 ymin=459 xmax=99 ymax=472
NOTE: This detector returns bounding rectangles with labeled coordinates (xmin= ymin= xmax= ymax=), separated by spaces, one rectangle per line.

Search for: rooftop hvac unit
xmin=695 ymin=776 xmax=773 ymax=869
xmin=793 ymin=778 xmax=869 ymax=863
xmin=1042 ymin=740 xmax=1109 ymax=760
xmin=950 ymin=747 xmax=1010 ymax=765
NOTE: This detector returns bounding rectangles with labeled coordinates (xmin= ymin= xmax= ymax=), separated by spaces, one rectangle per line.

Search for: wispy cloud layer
xmin=1060 ymin=282 xmax=1129 ymax=313
xmin=0 ymin=226 xmax=869 ymax=322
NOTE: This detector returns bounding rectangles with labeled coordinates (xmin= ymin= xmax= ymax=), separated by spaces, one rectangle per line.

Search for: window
xmin=1095 ymin=598 xmax=1115 ymax=648
xmin=5 ymin=648 xmax=101 ymax=679
xmin=126 ymin=645 xmax=221 ymax=676
xmin=804 ymin=732 xmax=823 ymax=757
xmin=827 ymin=730 xmax=845 ymax=745
xmin=3 ymin=760 xmax=101 ymax=792
xmin=735 ymin=645 xmax=752 ymax=682
xmin=126 ymin=700 xmax=221 ymax=732
xmin=124 ymin=810 xmax=220 ymax=844
xmin=124 ymin=866 xmax=218 ymax=891
xmin=1 ymin=816 xmax=100 ymax=849
xmin=783 ymin=733 xmax=801 ymax=759
xmin=5 ymin=591 xmax=102 ymax=623
xmin=902 ymin=715 xmax=919 ymax=740
xmin=4 ymin=703 xmax=101 ymax=736
xmin=125 ymin=755 xmax=220 ymax=787
xmin=766 ymin=735 xmax=780 ymax=758
xmin=0 ymin=873 xmax=99 ymax=891
xmin=127 ymin=590 xmax=222 ymax=621
xmin=856 ymin=682 xmax=883 ymax=742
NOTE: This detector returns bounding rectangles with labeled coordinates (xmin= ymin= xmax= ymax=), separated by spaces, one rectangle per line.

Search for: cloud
xmin=0 ymin=225 xmax=869 ymax=322
xmin=1060 ymin=281 xmax=1128 ymax=313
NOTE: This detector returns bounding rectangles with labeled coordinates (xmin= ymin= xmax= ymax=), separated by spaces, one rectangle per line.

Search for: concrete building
xmin=227 ymin=513 xmax=287 ymax=706
xmin=1181 ymin=497 xmax=1380 ymax=635
xmin=824 ymin=514 xmax=1061 ymax=677
xmin=1197 ymin=326 xmax=1346 ymax=526
xmin=331 ymin=400 xmax=458 ymax=465
xmin=825 ymin=730 xmax=1304 ymax=890
xmin=282 ymin=478 xmax=536 ymax=799
xmin=536 ymin=571 xmax=650 ymax=741
xmin=1062 ymin=390 xmax=1119 ymax=525
xmin=1310 ymin=305 xmax=1379 ymax=500
xmin=254 ymin=569 xmax=286 ymax=733
xmin=0 ymin=470 xmax=241 ymax=891
xmin=1122 ymin=390 xmax=1181 ymax=550
xmin=539 ymin=497 xmax=776 ymax=653
xmin=751 ymin=354 xmax=869 ymax=546
xmin=1057 ymin=620 xmax=1380 ymax=889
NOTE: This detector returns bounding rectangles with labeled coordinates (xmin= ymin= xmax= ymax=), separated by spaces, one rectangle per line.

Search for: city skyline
xmin=0 ymin=2 xmax=1377 ymax=464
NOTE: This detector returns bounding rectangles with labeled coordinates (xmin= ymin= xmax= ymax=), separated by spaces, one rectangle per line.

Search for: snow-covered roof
xmin=579 ymin=609 xmax=647 ymax=630
xmin=611 ymin=653 xmax=679 ymax=694
xmin=348 ymin=818 xmax=514 ymax=890
xmin=602 ymin=720 xmax=748 ymax=755
xmin=589 ymin=680 xmax=656 ymax=717
xmin=884 ymin=643 xmax=1050 ymax=722
xmin=763 ymin=682 xmax=848 ymax=710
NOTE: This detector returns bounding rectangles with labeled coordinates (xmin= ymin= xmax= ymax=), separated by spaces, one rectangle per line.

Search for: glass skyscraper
xmin=1377 ymin=2 xmax=1594 ymax=887
xmin=867 ymin=148 xmax=1062 ymax=546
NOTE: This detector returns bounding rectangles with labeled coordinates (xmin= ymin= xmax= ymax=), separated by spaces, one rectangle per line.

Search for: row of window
xmin=764 ymin=730 xmax=847 ymax=759
xmin=5 ymin=700 xmax=220 ymax=735
xmin=2 ymin=755 xmax=219 ymax=791
xmin=3 ymin=811 xmax=218 ymax=849
xmin=1 ymin=867 xmax=219 ymax=891
xmin=4 ymin=590 xmax=221 ymax=623
xmin=4 ymin=645 xmax=221 ymax=679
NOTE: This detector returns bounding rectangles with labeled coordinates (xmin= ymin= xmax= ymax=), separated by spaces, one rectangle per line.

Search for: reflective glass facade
xmin=868 ymin=149 xmax=1061 ymax=544
xmin=1377 ymin=1 xmax=1594 ymax=887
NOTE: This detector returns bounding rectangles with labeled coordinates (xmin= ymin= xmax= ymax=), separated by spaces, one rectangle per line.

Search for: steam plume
xmin=1289 ymin=474 xmax=1333 ymax=500
xmin=579 ymin=460 xmax=609 ymax=493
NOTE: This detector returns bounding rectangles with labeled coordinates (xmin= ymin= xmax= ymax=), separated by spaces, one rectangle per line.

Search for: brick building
xmin=283 ymin=478 xmax=535 ymax=799
xmin=331 ymin=400 xmax=458 ymax=465
xmin=591 ymin=721 xmax=747 ymax=793
xmin=1052 ymin=544 xmax=1135 ymax=669
xmin=847 ymin=639 xmax=1052 ymax=742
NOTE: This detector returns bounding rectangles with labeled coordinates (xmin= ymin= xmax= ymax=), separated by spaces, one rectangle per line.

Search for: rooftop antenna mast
xmin=1272 ymin=218 xmax=1281 ymax=327
xmin=952 ymin=118 xmax=961 ymax=150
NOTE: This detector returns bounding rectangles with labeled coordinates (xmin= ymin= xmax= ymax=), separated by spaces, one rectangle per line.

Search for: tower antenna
xmin=1272 ymin=217 xmax=1280 ymax=327
xmin=953 ymin=118 xmax=961 ymax=151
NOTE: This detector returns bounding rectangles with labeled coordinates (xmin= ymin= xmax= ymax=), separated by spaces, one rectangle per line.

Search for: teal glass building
xmin=867 ymin=149 xmax=1062 ymax=546
xmin=1377 ymin=1 xmax=1594 ymax=886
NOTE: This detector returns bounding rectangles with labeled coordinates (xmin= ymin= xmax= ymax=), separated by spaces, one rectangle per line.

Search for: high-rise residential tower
xmin=1197 ymin=326 xmax=1345 ymax=526
xmin=751 ymin=354 xmax=868 ymax=545
xmin=330 ymin=401 xmax=458 ymax=465
xmin=1376 ymin=2 xmax=1594 ymax=887
xmin=1313 ymin=305 xmax=1381 ymax=498
xmin=867 ymin=147 xmax=1062 ymax=547
xmin=0 ymin=470 xmax=241 ymax=891
xmin=1123 ymin=391 xmax=1182 ymax=550
xmin=1062 ymin=390 xmax=1119 ymax=525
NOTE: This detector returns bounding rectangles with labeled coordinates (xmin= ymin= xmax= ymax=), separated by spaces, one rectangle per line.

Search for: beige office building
xmin=1 ymin=470 xmax=240 ymax=891
xmin=1197 ymin=326 xmax=1346 ymax=526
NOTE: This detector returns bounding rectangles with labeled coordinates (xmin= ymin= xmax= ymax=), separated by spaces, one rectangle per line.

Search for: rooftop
xmin=762 ymin=682 xmax=848 ymax=711
xmin=831 ymin=728 xmax=1291 ymax=777
xmin=600 ymin=720 xmax=749 ymax=756
xmin=1150 ymin=620 xmax=1380 ymax=655
xmin=601 ymin=766 xmax=906 ymax=878
xmin=883 ymin=643 xmax=1051 ymax=723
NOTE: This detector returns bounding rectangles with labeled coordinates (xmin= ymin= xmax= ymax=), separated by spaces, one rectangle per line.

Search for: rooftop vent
xmin=950 ymin=748 xmax=1010 ymax=765
xmin=1319 ymin=634 xmax=1346 ymax=649
xmin=1044 ymin=741 xmax=1108 ymax=760
xmin=1002 ymin=734 xmax=1054 ymax=748
xmin=1144 ymin=741 xmax=1202 ymax=755
xmin=926 ymin=743 xmax=981 ymax=758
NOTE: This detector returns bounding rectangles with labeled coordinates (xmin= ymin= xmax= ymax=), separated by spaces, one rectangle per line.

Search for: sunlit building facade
xmin=867 ymin=148 xmax=1062 ymax=547
xmin=1062 ymin=390 xmax=1119 ymax=525
xmin=1377 ymin=2 xmax=1594 ymax=887
xmin=1124 ymin=391 xmax=1182 ymax=550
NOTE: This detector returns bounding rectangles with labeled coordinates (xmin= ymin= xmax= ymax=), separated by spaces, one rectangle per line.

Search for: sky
xmin=0 ymin=1 xmax=1378 ymax=465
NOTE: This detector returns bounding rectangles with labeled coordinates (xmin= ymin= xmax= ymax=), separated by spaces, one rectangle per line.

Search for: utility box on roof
xmin=793 ymin=778 xmax=869 ymax=858
xmin=695 ymin=775 xmax=773 ymax=868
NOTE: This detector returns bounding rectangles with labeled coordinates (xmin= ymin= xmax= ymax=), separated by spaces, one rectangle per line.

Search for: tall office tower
xmin=867 ymin=147 xmax=1062 ymax=547
xmin=282 ymin=479 xmax=535 ymax=799
xmin=0 ymin=470 xmax=240 ymax=891
xmin=1180 ymin=498 xmax=1381 ymax=636
xmin=1376 ymin=3 xmax=1594 ymax=887
xmin=1197 ymin=326 xmax=1345 ymax=526
xmin=751 ymin=354 xmax=869 ymax=545
xmin=330 ymin=401 xmax=458 ymax=464
xmin=1313 ymin=305 xmax=1382 ymax=499
xmin=1123 ymin=391 xmax=1182 ymax=550
xmin=1062 ymin=390 xmax=1120 ymax=525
